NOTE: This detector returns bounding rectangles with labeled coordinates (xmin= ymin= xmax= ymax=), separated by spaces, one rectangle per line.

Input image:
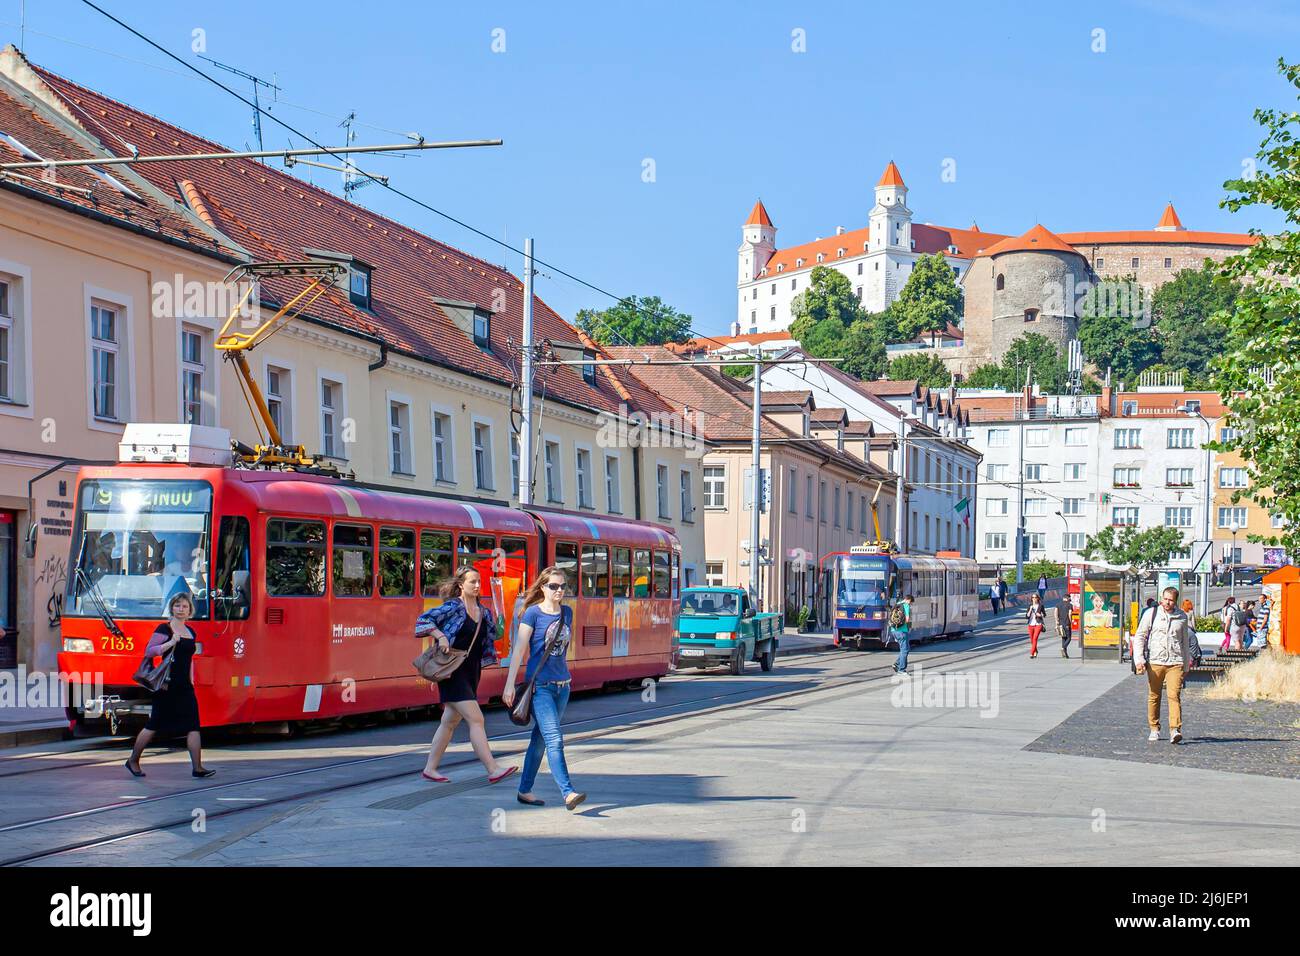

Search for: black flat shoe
xmin=125 ymin=759 xmax=145 ymax=778
xmin=517 ymin=794 xmax=545 ymax=807
xmin=192 ymin=768 xmax=216 ymax=778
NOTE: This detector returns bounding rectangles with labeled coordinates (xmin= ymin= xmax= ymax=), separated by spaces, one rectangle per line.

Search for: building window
xmin=833 ymin=485 xmax=841 ymax=527
xmin=574 ymin=447 xmax=592 ymax=507
xmin=788 ymin=467 xmax=797 ymax=514
xmin=791 ymin=278 xmax=796 ymax=290
xmin=1166 ymin=467 xmax=1194 ymax=487
xmin=857 ymin=262 xmax=863 ymax=275
xmin=510 ymin=434 xmax=520 ymax=496
xmin=680 ymin=470 xmax=694 ymax=522
xmin=1131 ymin=257 xmax=1140 ymax=268
xmin=1029 ymin=532 xmax=1046 ymax=551
xmin=90 ymin=302 xmax=121 ymax=420
xmin=472 ymin=309 xmax=491 ymax=348
xmin=1166 ymin=427 xmax=1194 ymax=449
xmin=1064 ymin=428 xmax=1086 ymax=446
xmin=657 ymin=464 xmax=671 ymax=519
xmin=1220 ymin=426 xmax=1242 ymax=442
xmin=1114 ymin=466 xmax=1141 ymax=488
xmin=986 ymin=532 xmax=1008 ymax=550
xmin=771 ymin=283 xmax=776 ymax=294
xmin=1218 ymin=506 xmax=1248 ymax=528
xmin=1272 ymin=513 xmax=1287 ymax=530
xmin=474 ymin=422 xmax=495 ymax=490
xmin=1165 ymin=507 xmax=1193 ymax=528
xmin=987 ymin=498 xmax=1008 ymax=516
xmin=705 ymin=562 xmax=725 ymax=587
xmin=433 ymin=412 xmax=453 ymax=481
xmin=1065 ymin=463 xmax=1085 ymax=481
xmin=995 ymin=273 xmax=1005 ymax=290
xmin=349 ymin=266 xmax=371 ymax=309
xmin=1114 ymin=428 xmax=1142 ymax=449
xmin=1024 ymin=309 xmax=1039 ymax=322
xmin=266 ymin=366 xmax=291 ymax=443
xmin=181 ymin=326 xmax=206 ymax=425
xmin=987 ymin=428 xmax=1010 ymax=448
xmin=703 ymin=465 xmax=726 ymax=508
xmin=856 ymin=286 xmax=863 ymax=301
xmin=988 ymin=463 xmax=1010 ymax=481
xmin=1164 ymin=257 xmax=1173 ymax=269
xmin=1113 ymin=507 xmax=1140 ymax=527
xmin=1096 ymin=257 xmax=1105 ymax=269
xmin=604 ymin=454 xmax=621 ymax=513
xmin=1025 ymin=498 xmax=1046 ymax=517
xmin=770 ymin=306 xmax=776 ymax=321
xmin=582 ymin=350 xmax=597 ymax=387
xmin=818 ymin=480 xmax=827 ymax=523
xmin=1219 ymin=467 xmax=1248 ymax=488
xmin=1184 ymin=400 xmax=1201 ymax=413
xmin=1025 ymin=463 xmax=1042 ymax=481
xmin=806 ymin=475 xmax=814 ymax=518
xmin=1063 ymin=532 xmax=1085 ymax=551
xmin=1026 ymin=428 xmax=1048 ymax=447
xmin=0 ymin=280 xmax=9 ymax=401
xmin=1062 ymin=497 xmax=1084 ymax=515
xmin=847 ymin=491 xmax=854 ymax=531
xmin=1121 ymin=400 xmax=1138 ymax=416
xmin=545 ymin=441 xmax=562 ymax=503
xmin=321 ymin=379 xmax=343 ymax=459
xmin=389 ymin=400 xmax=411 ymax=475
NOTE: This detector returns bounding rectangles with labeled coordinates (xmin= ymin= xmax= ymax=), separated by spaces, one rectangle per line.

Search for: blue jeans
xmin=519 ymin=681 xmax=574 ymax=798
xmin=894 ymin=629 xmax=910 ymax=672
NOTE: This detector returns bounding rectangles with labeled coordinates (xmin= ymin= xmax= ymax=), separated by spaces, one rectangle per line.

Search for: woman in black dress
xmin=416 ymin=567 xmax=517 ymax=784
xmin=125 ymin=591 xmax=214 ymax=778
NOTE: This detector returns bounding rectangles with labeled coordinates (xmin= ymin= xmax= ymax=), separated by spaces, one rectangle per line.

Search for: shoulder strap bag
xmin=413 ymin=611 xmax=483 ymax=683
xmin=132 ymin=641 xmax=174 ymax=693
xmin=508 ymin=614 xmax=565 ymax=727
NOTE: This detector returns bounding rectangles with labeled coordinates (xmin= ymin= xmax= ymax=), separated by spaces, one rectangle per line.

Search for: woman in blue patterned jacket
xmin=415 ymin=566 xmax=517 ymax=785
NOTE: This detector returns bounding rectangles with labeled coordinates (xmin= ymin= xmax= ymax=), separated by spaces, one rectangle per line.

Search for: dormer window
xmin=349 ymin=265 xmax=371 ymax=309
xmin=473 ymin=308 xmax=491 ymax=347
xmin=816 ymin=253 xmax=825 ymax=263
xmin=796 ymin=258 xmax=804 ymax=267
xmin=837 ymin=248 xmax=846 ymax=258
xmin=582 ymin=349 xmax=597 ymax=386
xmin=777 ymin=264 xmax=784 ymax=273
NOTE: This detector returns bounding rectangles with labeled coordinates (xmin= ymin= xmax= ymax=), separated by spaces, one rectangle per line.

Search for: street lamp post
xmin=1056 ymin=510 xmax=1069 ymax=563
xmin=1182 ymin=405 xmax=1213 ymax=616
xmin=1229 ymin=520 xmax=1241 ymax=599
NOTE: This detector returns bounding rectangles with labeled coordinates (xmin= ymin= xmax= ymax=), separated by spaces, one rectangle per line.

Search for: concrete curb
xmin=0 ymin=721 xmax=69 ymax=749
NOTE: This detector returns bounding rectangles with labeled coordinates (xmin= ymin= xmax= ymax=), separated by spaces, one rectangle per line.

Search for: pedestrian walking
xmin=1054 ymin=598 xmax=1071 ymax=658
xmin=502 ymin=566 xmax=586 ymax=811
xmin=1219 ymin=596 xmax=1237 ymax=652
xmin=1134 ymin=587 xmax=1195 ymax=744
xmin=1233 ymin=601 xmax=1255 ymax=651
xmin=124 ymin=591 xmax=214 ymax=779
xmin=890 ymin=593 xmax=913 ymax=675
xmin=1026 ymin=593 xmax=1046 ymax=658
xmin=1254 ymin=593 xmax=1272 ymax=649
xmin=1037 ymin=573 xmax=1048 ymax=604
xmin=990 ymin=577 xmax=1003 ymax=615
xmin=416 ymin=567 xmax=518 ymax=785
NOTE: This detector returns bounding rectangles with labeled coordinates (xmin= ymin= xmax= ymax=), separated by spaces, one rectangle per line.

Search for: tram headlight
xmin=63 ymin=638 xmax=94 ymax=654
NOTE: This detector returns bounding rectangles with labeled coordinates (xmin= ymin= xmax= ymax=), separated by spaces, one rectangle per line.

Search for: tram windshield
xmin=67 ymin=479 xmax=213 ymax=619
xmin=679 ymin=591 xmax=739 ymax=617
xmin=836 ymin=558 xmax=889 ymax=606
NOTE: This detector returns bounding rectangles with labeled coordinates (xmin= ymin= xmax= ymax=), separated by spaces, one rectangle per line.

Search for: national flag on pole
xmin=954 ymin=497 xmax=971 ymax=526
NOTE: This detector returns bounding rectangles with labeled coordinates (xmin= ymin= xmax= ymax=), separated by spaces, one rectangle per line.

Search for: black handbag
xmin=132 ymin=648 xmax=173 ymax=693
xmin=508 ymin=617 xmax=565 ymax=726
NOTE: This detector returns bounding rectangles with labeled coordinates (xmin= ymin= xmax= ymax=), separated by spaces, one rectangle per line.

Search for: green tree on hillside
xmin=887 ymin=351 xmax=952 ymax=388
xmin=575 ymin=294 xmax=692 ymax=346
xmin=1079 ymin=274 xmax=1160 ymax=383
xmin=1212 ymin=58 xmax=1300 ymax=557
xmin=788 ymin=266 xmax=867 ymax=339
xmin=889 ymin=253 xmax=964 ymax=343
xmin=788 ymin=267 xmax=889 ymax=380
xmin=1152 ymin=264 xmax=1240 ymax=388
xmin=962 ymin=333 xmax=1071 ymax=393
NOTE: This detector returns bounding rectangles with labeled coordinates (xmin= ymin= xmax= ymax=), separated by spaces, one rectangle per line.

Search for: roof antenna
xmin=198 ymin=56 xmax=282 ymax=159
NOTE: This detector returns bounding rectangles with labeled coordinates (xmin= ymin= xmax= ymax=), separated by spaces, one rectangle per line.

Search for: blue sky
xmin=4 ymin=0 xmax=1295 ymax=336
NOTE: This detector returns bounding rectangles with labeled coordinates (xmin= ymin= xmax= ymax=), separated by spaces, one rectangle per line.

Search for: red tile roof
xmin=758 ymin=222 xmax=1009 ymax=277
xmin=1157 ymin=202 xmax=1184 ymax=230
xmin=976 ymin=224 xmax=1082 ymax=259
xmin=877 ymin=161 xmax=905 ymax=188
xmin=744 ymin=199 xmax=773 ymax=227
xmin=26 ymin=57 xmax=672 ymax=420
xmin=1059 ymin=229 xmax=1255 ymax=248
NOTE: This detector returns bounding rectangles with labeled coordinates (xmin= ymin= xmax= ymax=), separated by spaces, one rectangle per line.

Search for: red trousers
xmin=1028 ymin=625 xmax=1043 ymax=654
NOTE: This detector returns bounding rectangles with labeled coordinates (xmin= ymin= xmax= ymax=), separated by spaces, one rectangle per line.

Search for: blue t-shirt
xmin=520 ymin=604 xmax=572 ymax=683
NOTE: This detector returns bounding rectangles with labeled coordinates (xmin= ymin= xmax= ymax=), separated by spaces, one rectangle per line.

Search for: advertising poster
xmin=1082 ymin=577 xmax=1122 ymax=648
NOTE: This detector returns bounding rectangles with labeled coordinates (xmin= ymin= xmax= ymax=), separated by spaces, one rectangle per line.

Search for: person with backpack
xmin=889 ymin=593 xmax=913 ymax=675
xmin=1232 ymin=601 xmax=1255 ymax=651
xmin=1025 ymin=593 xmax=1047 ymax=658
xmin=1134 ymin=586 xmax=1195 ymax=744
xmin=1054 ymin=598 xmax=1072 ymax=658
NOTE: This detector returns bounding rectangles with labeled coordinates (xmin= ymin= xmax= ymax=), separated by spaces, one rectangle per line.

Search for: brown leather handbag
xmin=413 ymin=614 xmax=482 ymax=682
xmin=132 ymin=648 xmax=173 ymax=693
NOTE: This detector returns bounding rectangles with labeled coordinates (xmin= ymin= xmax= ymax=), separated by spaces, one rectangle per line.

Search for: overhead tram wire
xmin=78 ymin=0 xmax=734 ymax=354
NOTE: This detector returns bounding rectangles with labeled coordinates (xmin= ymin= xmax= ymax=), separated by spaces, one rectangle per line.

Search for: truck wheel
xmin=729 ymin=648 xmax=745 ymax=675
xmin=760 ymin=640 xmax=776 ymax=672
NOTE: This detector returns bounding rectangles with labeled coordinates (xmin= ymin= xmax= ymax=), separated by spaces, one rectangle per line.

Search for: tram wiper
xmin=75 ymin=566 xmax=125 ymax=639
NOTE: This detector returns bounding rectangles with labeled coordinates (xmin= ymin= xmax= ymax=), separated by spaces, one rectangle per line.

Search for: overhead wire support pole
xmin=519 ymin=238 xmax=535 ymax=506
xmin=751 ymin=350 xmax=763 ymax=610
xmin=0 ymin=139 xmax=503 ymax=171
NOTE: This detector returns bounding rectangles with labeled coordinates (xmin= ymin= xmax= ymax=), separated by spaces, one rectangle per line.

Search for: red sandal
xmin=488 ymin=765 xmax=518 ymax=784
xmin=421 ymin=770 xmax=450 ymax=783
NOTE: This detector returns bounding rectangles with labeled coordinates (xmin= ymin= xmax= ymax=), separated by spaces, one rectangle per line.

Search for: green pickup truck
xmin=673 ymin=586 xmax=780 ymax=675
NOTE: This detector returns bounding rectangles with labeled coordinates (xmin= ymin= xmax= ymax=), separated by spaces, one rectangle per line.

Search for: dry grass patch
xmin=1205 ymin=648 xmax=1300 ymax=703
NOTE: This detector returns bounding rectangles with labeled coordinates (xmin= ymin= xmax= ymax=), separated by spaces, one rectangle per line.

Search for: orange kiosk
xmin=1261 ymin=565 xmax=1300 ymax=654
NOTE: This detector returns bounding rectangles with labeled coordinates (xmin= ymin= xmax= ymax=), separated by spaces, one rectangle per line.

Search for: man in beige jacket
xmin=1133 ymin=586 xmax=1195 ymax=744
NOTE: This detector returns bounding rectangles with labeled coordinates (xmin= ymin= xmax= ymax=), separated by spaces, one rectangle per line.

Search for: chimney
xmin=1100 ymin=384 xmax=1114 ymax=416
xmin=836 ymin=225 xmax=846 ymax=235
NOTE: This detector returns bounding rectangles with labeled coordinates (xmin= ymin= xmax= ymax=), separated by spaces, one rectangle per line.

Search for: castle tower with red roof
xmin=738 ymin=199 xmax=776 ymax=287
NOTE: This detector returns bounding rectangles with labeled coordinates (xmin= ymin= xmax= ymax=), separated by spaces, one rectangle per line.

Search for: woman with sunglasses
xmin=503 ymin=566 xmax=586 ymax=811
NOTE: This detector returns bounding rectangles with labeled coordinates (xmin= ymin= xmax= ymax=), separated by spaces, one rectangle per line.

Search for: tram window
xmin=612 ymin=547 xmax=632 ymax=598
xmin=581 ymin=544 xmax=609 ymax=597
xmin=379 ymin=526 xmax=415 ymax=597
xmin=457 ymin=533 xmax=497 ymax=571
xmin=553 ymin=541 xmax=579 ymax=594
xmin=420 ymin=530 xmax=453 ymax=596
xmin=633 ymin=549 xmax=651 ymax=598
xmin=333 ymin=523 xmax=375 ymax=597
xmin=671 ymin=552 xmax=680 ymax=599
xmin=214 ymin=515 xmax=251 ymax=619
xmin=266 ymin=518 xmax=326 ymax=597
xmin=653 ymin=550 xmax=670 ymax=598
xmin=500 ymin=536 xmax=529 ymax=586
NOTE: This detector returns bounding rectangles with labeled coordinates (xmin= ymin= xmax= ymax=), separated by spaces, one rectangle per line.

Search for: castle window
xmin=875 ymin=262 xmax=879 ymax=271
xmin=751 ymin=310 xmax=756 ymax=323
xmin=856 ymin=287 xmax=863 ymax=301
xmin=791 ymin=278 xmax=796 ymax=290
xmin=1131 ymin=257 xmax=1140 ymax=268
xmin=760 ymin=267 xmax=767 ymax=276
xmin=837 ymin=248 xmax=845 ymax=258
xmin=796 ymin=258 xmax=804 ymax=267
xmin=1096 ymin=257 xmax=1104 ymax=269
xmin=995 ymin=273 xmax=1005 ymax=290
xmin=863 ymin=242 xmax=869 ymax=252
xmin=857 ymin=262 xmax=863 ymax=275
xmin=770 ymin=307 xmax=776 ymax=320
xmin=753 ymin=288 xmax=758 ymax=300
xmin=1164 ymin=257 xmax=1172 ymax=268
xmin=770 ymin=283 xmax=775 ymax=295
xmin=1024 ymin=309 xmax=1039 ymax=323
xmin=777 ymin=264 xmax=784 ymax=272
xmin=816 ymin=254 xmax=824 ymax=263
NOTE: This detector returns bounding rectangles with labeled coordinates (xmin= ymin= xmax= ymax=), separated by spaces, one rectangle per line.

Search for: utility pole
xmin=518 ymin=238 xmax=534 ymax=505
xmin=1016 ymin=388 xmax=1026 ymax=588
xmin=750 ymin=352 xmax=763 ymax=609
xmin=894 ymin=416 xmax=907 ymax=550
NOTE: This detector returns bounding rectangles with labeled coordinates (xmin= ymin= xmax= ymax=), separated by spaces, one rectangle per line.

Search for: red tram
xmin=57 ymin=457 xmax=680 ymax=732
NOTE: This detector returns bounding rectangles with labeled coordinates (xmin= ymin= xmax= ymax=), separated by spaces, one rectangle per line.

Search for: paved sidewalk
xmin=0 ymin=668 xmax=69 ymax=747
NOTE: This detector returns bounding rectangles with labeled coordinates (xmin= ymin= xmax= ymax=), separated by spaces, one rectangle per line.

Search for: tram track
xmin=1 ymin=629 xmax=1026 ymax=866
